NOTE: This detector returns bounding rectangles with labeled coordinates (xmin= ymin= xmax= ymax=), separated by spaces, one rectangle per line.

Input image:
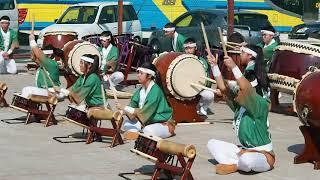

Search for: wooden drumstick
xmin=190 ymin=83 xmax=216 ymax=93
xmin=106 ymin=75 xmax=118 ymax=102
xmin=101 ymin=84 xmax=107 ymax=108
xmin=226 ymin=41 xmax=242 ymax=46
xmin=200 ymin=76 xmax=216 ymax=84
xmin=218 ymin=27 xmax=228 ymax=56
xmin=200 ymin=22 xmax=210 ymax=53
xmin=221 ymin=42 xmax=237 ymax=49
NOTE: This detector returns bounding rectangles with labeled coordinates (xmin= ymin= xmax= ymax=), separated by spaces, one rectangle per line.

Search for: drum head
xmin=166 ymin=54 xmax=206 ymax=100
xmin=66 ymin=41 xmax=101 ymax=75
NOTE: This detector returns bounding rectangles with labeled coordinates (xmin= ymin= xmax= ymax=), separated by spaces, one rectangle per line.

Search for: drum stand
xmin=0 ymin=87 xmax=8 ymax=107
xmin=294 ymin=125 xmax=320 ymax=169
xmin=25 ymin=102 xmax=57 ymax=127
xmin=151 ymin=154 xmax=195 ymax=180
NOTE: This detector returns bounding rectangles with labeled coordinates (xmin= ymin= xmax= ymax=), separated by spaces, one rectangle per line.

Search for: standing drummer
xmin=257 ymin=27 xmax=278 ymax=71
xmin=99 ymin=31 xmax=124 ymax=89
xmin=163 ymin=23 xmax=186 ymax=52
xmin=115 ymin=61 xmax=175 ymax=140
xmin=0 ymin=16 xmax=19 ymax=74
xmin=183 ymin=38 xmax=214 ymax=116
xmin=21 ymin=32 xmax=62 ymax=98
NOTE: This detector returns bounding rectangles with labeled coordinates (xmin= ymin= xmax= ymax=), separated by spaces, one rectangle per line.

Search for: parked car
xmin=288 ymin=21 xmax=320 ymax=39
xmin=37 ymin=1 xmax=142 ymax=47
xmin=148 ymin=9 xmax=278 ymax=53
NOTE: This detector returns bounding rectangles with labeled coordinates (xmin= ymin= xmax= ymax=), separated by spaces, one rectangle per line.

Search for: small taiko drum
xmin=64 ymin=105 xmax=91 ymax=127
xmin=10 ymin=93 xmax=41 ymax=113
xmin=43 ymin=31 xmax=77 ymax=49
xmin=294 ymin=68 xmax=320 ymax=128
xmin=155 ymin=52 xmax=207 ymax=101
xmin=131 ymin=133 xmax=169 ymax=162
xmin=63 ymin=40 xmax=102 ymax=76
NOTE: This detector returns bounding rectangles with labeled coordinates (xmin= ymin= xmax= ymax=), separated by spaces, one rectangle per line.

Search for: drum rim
xmin=276 ymin=41 xmax=320 ymax=58
xmin=166 ymin=54 xmax=206 ymax=100
xmin=44 ymin=31 xmax=77 ymax=36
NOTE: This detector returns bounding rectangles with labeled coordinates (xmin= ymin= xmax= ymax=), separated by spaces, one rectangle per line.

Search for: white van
xmin=37 ymin=1 xmax=142 ymax=47
xmin=0 ymin=0 xmax=18 ymax=31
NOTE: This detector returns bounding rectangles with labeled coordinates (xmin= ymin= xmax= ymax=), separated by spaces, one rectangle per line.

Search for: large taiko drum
xmin=154 ymin=52 xmax=207 ymax=101
xmin=294 ymin=68 xmax=320 ymax=128
xmin=62 ymin=40 xmax=102 ymax=76
xmin=43 ymin=31 xmax=77 ymax=49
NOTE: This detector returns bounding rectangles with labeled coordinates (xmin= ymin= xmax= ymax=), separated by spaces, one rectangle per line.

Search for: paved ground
xmin=1 ymin=34 xmax=320 ymax=179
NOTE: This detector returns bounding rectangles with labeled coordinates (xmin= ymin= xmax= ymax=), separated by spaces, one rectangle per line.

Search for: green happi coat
xmin=198 ymin=56 xmax=212 ymax=87
xmin=129 ymin=82 xmax=173 ymax=125
xmin=99 ymin=45 xmax=119 ymax=73
xmin=71 ymin=73 xmax=104 ymax=107
xmin=0 ymin=28 xmax=18 ymax=51
xmin=173 ymin=33 xmax=187 ymax=52
xmin=36 ymin=57 xmax=61 ymax=88
xmin=257 ymin=39 xmax=278 ymax=71
xmin=227 ymin=87 xmax=272 ymax=151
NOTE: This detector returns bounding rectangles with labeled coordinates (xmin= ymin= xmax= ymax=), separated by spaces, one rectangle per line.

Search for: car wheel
xmin=150 ymin=39 xmax=161 ymax=53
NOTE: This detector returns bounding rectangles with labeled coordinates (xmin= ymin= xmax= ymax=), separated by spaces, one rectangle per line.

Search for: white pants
xmin=103 ymin=72 xmax=124 ymax=89
xmin=199 ymin=90 xmax=214 ymax=111
xmin=122 ymin=118 xmax=172 ymax=139
xmin=207 ymin=139 xmax=271 ymax=172
xmin=21 ymin=86 xmax=49 ymax=98
xmin=0 ymin=56 xmax=17 ymax=74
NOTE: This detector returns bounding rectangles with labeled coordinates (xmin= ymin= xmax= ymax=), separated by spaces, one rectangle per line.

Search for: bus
xmin=17 ymin=0 xmax=312 ymax=34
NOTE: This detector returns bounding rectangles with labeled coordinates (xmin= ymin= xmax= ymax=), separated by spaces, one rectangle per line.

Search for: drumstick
xmin=31 ymin=13 xmax=35 ymax=33
xmin=226 ymin=41 xmax=242 ymax=46
xmin=42 ymin=66 xmax=56 ymax=87
xmin=218 ymin=27 xmax=228 ymax=56
xmin=200 ymin=76 xmax=216 ymax=84
xmin=106 ymin=75 xmax=118 ymax=102
xmin=190 ymin=83 xmax=217 ymax=93
xmin=200 ymin=22 xmax=210 ymax=52
xmin=101 ymin=84 xmax=107 ymax=108
xmin=221 ymin=42 xmax=237 ymax=49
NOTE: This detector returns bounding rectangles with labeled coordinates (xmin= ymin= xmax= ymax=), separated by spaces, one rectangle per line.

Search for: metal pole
xmin=227 ymin=0 xmax=234 ymax=37
xmin=118 ymin=0 xmax=123 ymax=35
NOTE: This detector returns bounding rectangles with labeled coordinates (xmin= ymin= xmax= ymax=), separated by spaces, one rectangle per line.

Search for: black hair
xmin=140 ymin=61 xmax=157 ymax=76
xmin=100 ymin=31 xmax=116 ymax=46
xmin=246 ymin=45 xmax=269 ymax=92
xmin=184 ymin=37 xmax=196 ymax=44
xmin=228 ymin=32 xmax=245 ymax=44
xmin=164 ymin=22 xmax=176 ymax=29
xmin=82 ymin=54 xmax=100 ymax=81
xmin=0 ymin=16 xmax=10 ymax=21
xmin=42 ymin=44 xmax=64 ymax=60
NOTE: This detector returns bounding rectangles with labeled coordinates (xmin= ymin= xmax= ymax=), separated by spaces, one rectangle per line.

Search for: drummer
xmin=257 ymin=27 xmax=278 ymax=71
xmin=99 ymin=31 xmax=124 ymax=89
xmin=115 ymin=61 xmax=175 ymax=140
xmin=183 ymin=38 xmax=214 ymax=116
xmin=0 ymin=16 xmax=19 ymax=74
xmin=21 ymin=32 xmax=62 ymax=98
xmin=53 ymin=54 xmax=104 ymax=107
xmin=163 ymin=23 xmax=186 ymax=52
xmin=206 ymin=52 xmax=275 ymax=175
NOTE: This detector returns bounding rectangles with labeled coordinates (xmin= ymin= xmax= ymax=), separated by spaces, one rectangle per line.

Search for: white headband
xmin=137 ymin=67 xmax=156 ymax=77
xmin=42 ymin=50 xmax=54 ymax=55
xmin=100 ymin=36 xmax=111 ymax=41
xmin=261 ymin=30 xmax=274 ymax=36
xmin=240 ymin=47 xmax=257 ymax=58
xmin=183 ymin=43 xmax=197 ymax=48
xmin=81 ymin=56 xmax=94 ymax=63
xmin=163 ymin=27 xmax=175 ymax=32
xmin=0 ymin=20 xmax=9 ymax=23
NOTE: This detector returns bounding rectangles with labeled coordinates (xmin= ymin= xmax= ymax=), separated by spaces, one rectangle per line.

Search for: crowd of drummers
xmin=0 ymin=14 xmax=281 ymax=177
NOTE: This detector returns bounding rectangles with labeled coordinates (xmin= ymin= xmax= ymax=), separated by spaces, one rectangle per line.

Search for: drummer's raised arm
xmin=29 ymin=33 xmax=46 ymax=62
xmin=207 ymin=53 xmax=227 ymax=92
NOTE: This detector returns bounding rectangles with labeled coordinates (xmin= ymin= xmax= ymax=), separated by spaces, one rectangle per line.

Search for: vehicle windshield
xmin=57 ymin=6 xmax=98 ymax=24
xmin=235 ymin=14 xmax=273 ymax=31
xmin=0 ymin=0 xmax=15 ymax=10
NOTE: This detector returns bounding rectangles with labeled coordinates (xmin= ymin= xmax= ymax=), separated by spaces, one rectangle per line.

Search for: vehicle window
xmin=123 ymin=5 xmax=138 ymax=21
xmin=57 ymin=6 xmax=98 ymax=24
xmin=200 ymin=13 xmax=217 ymax=25
xmin=175 ymin=14 xmax=193 ymax=27
xmin=189 ymin=14 xmax=203 ymax=27
xmin=269 ymin=0 xmax=303 ymax=16
xmin=0 ymin=0 xmax=15 ymax=10
xmin=235 ymin=14 xmax=272 ymax=31
xmin=99 ymin=6 xmax=116 ymax=23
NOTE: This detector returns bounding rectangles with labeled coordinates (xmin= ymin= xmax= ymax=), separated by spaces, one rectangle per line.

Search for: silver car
xmin=148 ymin=9 xmax=278 ymax=53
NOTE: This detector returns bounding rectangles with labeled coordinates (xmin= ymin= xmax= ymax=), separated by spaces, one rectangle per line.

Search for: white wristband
xmin=124 ymin=106 xmax=135 ymax=114
xmin=212 ymin=65 xmax=221 ymax=78
xmin=29 ymin=40 xmax=37 ymax=48
xmin=232 ymin=66 xmax=243 ymax=79
xmin=60 ymin=88 xmax=70 ymax=96
xmin=7 ymin=49 xmax=13 ymax=55
xmin=0 ymin=51 xmax=4 ymax=55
